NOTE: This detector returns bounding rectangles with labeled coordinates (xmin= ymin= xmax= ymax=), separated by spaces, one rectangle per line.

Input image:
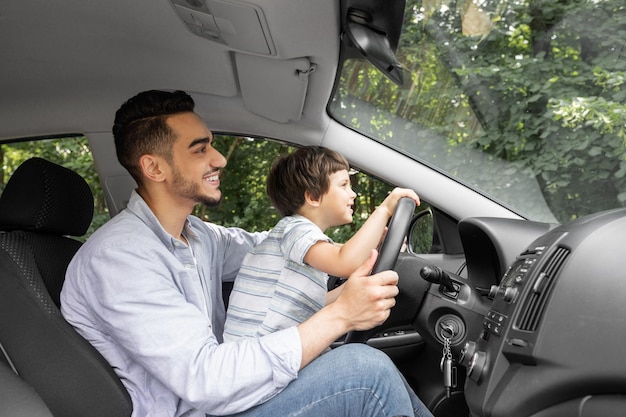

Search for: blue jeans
xmin=221 ymin=343 xmax=434 ymax=417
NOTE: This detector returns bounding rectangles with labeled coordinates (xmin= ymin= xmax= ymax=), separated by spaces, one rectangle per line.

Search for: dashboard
xmin=461 ymin=208 xmax=626 ymax=417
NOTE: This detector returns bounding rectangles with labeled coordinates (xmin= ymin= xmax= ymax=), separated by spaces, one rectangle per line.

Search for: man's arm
xmin=63 ymin=237 xmax=300 ymax=416
xmin=297 ymin=249 xmax=398 ymax=368
xmin=214 ymin=224 xmax=269 ymax=282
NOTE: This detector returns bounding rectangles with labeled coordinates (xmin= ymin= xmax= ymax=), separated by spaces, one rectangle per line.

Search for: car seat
xmin=0 ymin=360 xmax=53 ymax=416
xmin=0 ymin=157 xmax=132 ymax=416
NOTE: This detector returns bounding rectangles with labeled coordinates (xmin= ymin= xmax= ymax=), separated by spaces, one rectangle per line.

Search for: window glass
xmin=207 ymin=136 xmax=429 ymax=244
xmin=0 ymin=136 xmax=432 ymax=247
xmin=330 ymin=0 xmax=626 ymax=223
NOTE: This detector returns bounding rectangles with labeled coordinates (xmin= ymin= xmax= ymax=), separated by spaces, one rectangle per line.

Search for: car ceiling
xmin=0 ymin=0 xmax=339 ymax=142
xmin=1 ymin=0 xmax=521 ymax=222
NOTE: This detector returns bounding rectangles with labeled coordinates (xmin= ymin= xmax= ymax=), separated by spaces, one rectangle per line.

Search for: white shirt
xmin=224 ymin=215 xmax=331 ymax=341
xmin=61 ymin=190 xmax=301 ymax=417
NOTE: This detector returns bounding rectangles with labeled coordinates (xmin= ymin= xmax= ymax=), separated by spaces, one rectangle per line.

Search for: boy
xmin=224 ymin=146 xmax=420 ymax=341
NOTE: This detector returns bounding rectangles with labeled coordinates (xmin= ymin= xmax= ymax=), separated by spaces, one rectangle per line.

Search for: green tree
xmin=202 ymin=136 xmax=396 ymax=243
xmin=334 ymin=0 xmax=626 ymax=223
xmin=448 ymin=0 xmax=626 ymax=221
xmin=197 ymin=136 xmax=286 ymax=232
xmin=1 ymin=136 xmax=398 ymax=244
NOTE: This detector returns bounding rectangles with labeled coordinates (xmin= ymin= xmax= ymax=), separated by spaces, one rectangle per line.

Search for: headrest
xmin=0 ymin=158 xmax=94 ymax=236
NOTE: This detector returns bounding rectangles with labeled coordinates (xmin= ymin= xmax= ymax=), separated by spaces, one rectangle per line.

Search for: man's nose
xmin=210 ymin=148 xmax=227 ymax=168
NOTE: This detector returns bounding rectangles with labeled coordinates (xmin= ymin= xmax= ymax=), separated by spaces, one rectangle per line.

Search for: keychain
xmin=440 ymin=329 xmax=457 ymax=398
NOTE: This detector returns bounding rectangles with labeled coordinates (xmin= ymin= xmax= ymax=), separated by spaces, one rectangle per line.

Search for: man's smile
xmin=203 ymin=172 xmax=220 ymax=184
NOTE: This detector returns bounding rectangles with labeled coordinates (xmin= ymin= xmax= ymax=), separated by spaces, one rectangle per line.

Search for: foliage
xmin=0 ymin=135 xmax=406 ymax=245
xmin=332 ymin=0 xmax=626 ymax=223
xmin=204 ymin=136 xmax=399 ymax=243
xmin=450 ymin=0 xmax=626 ymax=222
xmin=196 ymin=136 xmax=286 ymax=232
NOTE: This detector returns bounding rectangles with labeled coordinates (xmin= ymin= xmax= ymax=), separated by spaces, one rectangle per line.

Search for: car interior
xmin=0 ymin=158 xmax=132 ymax=416
xmin=1 ymin=0 xmax=626 ymax=416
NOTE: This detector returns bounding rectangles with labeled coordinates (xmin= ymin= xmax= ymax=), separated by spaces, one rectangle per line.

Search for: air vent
xmin=516 ymin=247 xmax=570 ymax=331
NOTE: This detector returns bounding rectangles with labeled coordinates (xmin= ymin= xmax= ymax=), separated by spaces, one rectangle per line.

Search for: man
xmin=61 ymin=90 xmax=433 ymax=417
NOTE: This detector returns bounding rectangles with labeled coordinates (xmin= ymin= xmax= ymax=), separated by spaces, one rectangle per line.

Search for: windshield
xmin=330 ymin=0 xmax=626 ymax=224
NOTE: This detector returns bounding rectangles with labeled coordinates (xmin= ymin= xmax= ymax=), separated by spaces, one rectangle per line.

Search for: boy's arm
xmin=304 ymin=188 xmax=419 ymax=278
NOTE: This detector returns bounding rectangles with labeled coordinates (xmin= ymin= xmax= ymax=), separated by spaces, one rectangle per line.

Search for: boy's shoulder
xmin=270 ymin=215 xmax=329 ymax=244
xmin=274 ymin=215 xmax=315 ymax=232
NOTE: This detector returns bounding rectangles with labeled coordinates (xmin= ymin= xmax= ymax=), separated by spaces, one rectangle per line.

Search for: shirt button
xmin=184 ymin=264 xmax=192 ymax=270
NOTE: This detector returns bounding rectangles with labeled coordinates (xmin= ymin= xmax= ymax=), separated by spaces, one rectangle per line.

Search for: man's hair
xmin=267 ymin=146 xmax=350 ymax=217
xmin=112 ymin=90 xmax=195 ymax=184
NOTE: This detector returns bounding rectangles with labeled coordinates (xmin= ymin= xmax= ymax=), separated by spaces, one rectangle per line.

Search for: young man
xmin=60 ymin=90 xmax=433 ymax=417
xmin=224 ymin=146 xmax=420 ymax=341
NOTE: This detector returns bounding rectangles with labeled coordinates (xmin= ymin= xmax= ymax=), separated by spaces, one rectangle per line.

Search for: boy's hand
xmin=379 ymin=188 xmax=420 ymax=218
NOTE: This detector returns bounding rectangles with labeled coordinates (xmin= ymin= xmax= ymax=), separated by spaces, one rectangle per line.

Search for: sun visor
xmin=236 ymin=55 xmax=316 ymax=123
xmin=171 ymin=0 xmax=275 ymax=55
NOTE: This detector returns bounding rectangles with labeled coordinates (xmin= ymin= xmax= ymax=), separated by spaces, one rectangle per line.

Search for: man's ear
xmin=304 ymin=191 xmax=321 ymax=207
xmin=139 ymin=154 xmax=167 ymax=183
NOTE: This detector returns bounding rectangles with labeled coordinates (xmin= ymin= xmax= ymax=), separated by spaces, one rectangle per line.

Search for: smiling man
xmin=60 ymin=90 xmax=433 ymax=417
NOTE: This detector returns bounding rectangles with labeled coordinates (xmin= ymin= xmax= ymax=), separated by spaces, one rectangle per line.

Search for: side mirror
xmin=407 ymin=209 xmax=435 ymax=254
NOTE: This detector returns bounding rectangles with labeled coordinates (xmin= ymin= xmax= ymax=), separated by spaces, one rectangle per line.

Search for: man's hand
xmin=297 ymin=249 xmax=399 ymax=368
xmin=333 ymin=249 xmax=398 ymax=331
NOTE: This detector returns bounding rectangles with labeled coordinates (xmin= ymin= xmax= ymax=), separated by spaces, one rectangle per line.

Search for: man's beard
xmin=172 ymin=166 xmax=222 ymax=207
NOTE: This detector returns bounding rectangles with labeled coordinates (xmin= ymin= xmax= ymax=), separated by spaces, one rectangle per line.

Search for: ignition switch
xmin=435 ymin=314 xmax=466 ymax=345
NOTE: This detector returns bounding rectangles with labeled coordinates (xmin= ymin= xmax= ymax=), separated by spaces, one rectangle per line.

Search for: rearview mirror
xmin=344 ymin=11 xmax=408 ymax=88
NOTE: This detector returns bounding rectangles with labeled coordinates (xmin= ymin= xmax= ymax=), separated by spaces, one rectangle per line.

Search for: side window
xmin=207 ymin=135 xmax=433 ymax=247
xmin=0 ymin=135 xmax=438 ymax=251
xmin=199 ymin=136 xmax=287 ymax=233
xmin=1 ymin=136 xmax=107 ymax=240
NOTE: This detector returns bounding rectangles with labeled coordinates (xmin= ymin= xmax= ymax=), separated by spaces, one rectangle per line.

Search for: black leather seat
xmin=0 ymin=157 xmax=132 ymax=416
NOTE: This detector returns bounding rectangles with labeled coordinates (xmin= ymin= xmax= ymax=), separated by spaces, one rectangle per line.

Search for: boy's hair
xmin=112 ymin=90 xmax=195 ymax=185
xmin=267 ymin=146 xmax=350 ymax=217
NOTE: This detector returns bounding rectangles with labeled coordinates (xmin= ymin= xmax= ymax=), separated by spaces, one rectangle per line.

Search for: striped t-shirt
xmin=223 ymin=215 xmax=331 ymax=342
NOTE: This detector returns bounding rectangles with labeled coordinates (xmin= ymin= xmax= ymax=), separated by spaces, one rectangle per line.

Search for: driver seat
xmin=0 ymin=157 xmax=132 ymax=416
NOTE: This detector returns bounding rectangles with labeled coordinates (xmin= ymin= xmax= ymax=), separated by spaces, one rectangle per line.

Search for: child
xmin=223 ymin=146 xmax=420 ymax=341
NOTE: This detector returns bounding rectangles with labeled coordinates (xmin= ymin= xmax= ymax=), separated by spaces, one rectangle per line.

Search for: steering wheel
xmin=343 ymin=196 xmax=417 ymax=343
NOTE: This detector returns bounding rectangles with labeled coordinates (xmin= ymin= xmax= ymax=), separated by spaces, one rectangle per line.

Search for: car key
xmin=443 ymin=356 xmax=454 ymax=398
xmin=440 ymin=332 xmax=457 ymax=398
